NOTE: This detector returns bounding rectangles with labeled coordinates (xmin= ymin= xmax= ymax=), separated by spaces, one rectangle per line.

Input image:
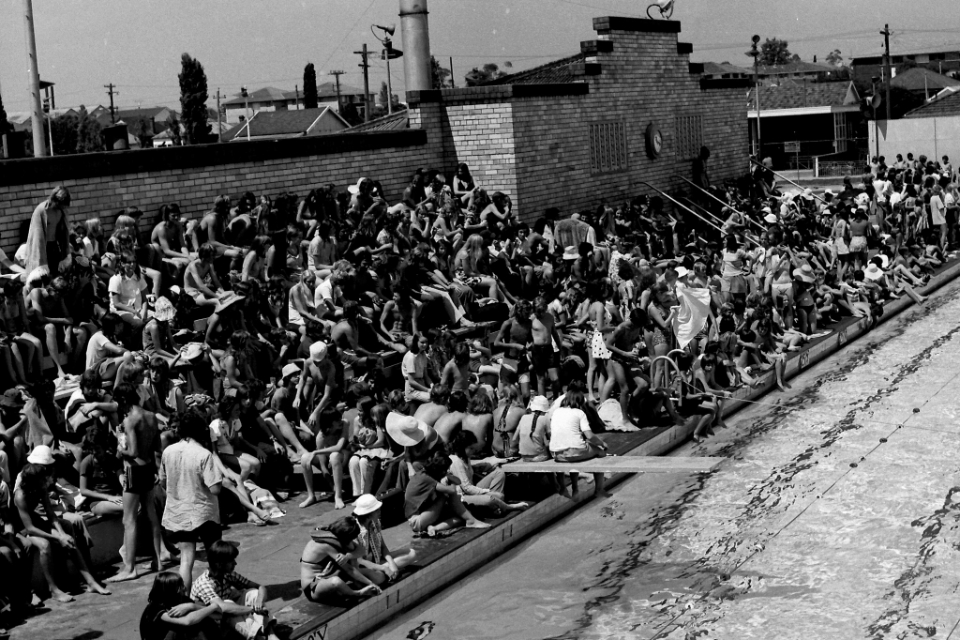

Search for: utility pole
xmin=295 ymin=85 xmax=300 ymax=110
xmin=216 ymin=89 xmax=222 ymax=143
xmin=748 ymin=35 xmax=762 ymax=158
xmin=105 ymin=83 xmax=118 ymax=123
xmin=449 ymin=56 xmax=455 ymax=88
xmin=881 ymin=24 xmax=892 ymax=121
xmin=22 ymin=0 xmax=46 ymax=157
xmin=355 ymin=44 xmax=372 ymax=122
xmin=329 ymin=70 xmax=345 ymax=114
xmin=43 ymin=96 xmax=53 ymax=156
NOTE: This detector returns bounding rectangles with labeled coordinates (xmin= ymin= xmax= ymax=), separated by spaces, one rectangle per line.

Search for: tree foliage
xmin=464 ymin=62 xmax=512 ymax=86
xmin=75 ymin=106 xmax=103 ymax=153
xmin=760 ymin=38 xmax=792 ymax=67
xmin=826 ymin=49 xmax=843 ymax=66
xmin=371 ymin=81 xmax=403 ymax=118
xmin=431 ymin=55 xmax=452 ymax=90
xmin=165 ymin=114 xmax=183 ymax=146
xmin=178 ymin=53 xmax=211 ymax=145
xmin=50 ymin=113 xmax=80 ymax=155
xmin=303 ymin=63 xmax=319 ymax=109
xmin=132 ymin=117 xmax=154 ymax=149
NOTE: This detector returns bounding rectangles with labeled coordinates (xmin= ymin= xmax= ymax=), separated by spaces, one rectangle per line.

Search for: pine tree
xmin=75 ymin=105 xmax=103 ymax=153
xmin=178 ymin=53 xmax=211 ymax=144
xmin=303 ymin=63 xmax=319 ymax=109
xmin=165 ymin=115 xmax=183 ymax=146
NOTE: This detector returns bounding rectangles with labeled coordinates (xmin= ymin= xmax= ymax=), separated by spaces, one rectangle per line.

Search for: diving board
xmin=502 ymin=456 xmax=724 ymax=474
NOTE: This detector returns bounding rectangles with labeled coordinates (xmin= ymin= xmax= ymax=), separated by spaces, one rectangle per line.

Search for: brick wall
xmin=510 ymin=23 xmax=749 ymax=221
xmin=0 ymin=130 xmax=439 ymax=255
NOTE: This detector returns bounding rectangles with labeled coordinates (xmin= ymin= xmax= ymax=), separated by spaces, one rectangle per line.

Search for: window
xmin=833 ymin=112 xmax=849 ymax=153
xmin=589 ymin=122 xmax=628 ymax=174
xmin=675 ymin=115 xmax=703 ymax=160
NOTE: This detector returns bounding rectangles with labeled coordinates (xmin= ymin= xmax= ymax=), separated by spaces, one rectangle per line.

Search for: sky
xmin=1 ymin=0 xmax=960 ymax=114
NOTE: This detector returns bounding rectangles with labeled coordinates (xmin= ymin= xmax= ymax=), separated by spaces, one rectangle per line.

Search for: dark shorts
xmin=553 ymin=443 xmax=604 ymax=463
xmin=165 ymin=520 xmax=222 ymax=547
xmin=530 ymin=344 xmax=555 ymax=374
xmin=124 ymin=463 xmax=157 ymax=495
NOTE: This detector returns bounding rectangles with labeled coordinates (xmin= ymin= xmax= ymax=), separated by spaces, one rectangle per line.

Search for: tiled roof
xmin=227 ymin=107 xmax=340 ymax=140
xmin=482 ymin=53 xmax=586 ymax=85
xmin=748 ymin=80 xmax=858 ymax=110
xmin=223 ymin=87 xmax=289 ymax=106
xmin=756 ymin=60 xmax=837 ymax=76
xmin=890 ymin=67 xmax=960 ymax=92
xmin=347 ymin=110 xmax=409 ymax=133
xmin=904 ymin=90 xmax=960 ymax=118
xmin=116 ymin=106 xmax=172 ymax=122
xmin=703 ymin=62 xmax=752 ymax=77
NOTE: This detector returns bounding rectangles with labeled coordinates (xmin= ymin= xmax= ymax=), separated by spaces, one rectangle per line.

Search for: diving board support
xmin=502 ymin=456 xmax=724 ymax=474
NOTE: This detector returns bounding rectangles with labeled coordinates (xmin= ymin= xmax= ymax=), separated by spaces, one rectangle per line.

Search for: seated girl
xmin=403 ymin=450 xmax=490 ymax=537
xmin=445 ymin=431 xmax=528 ymax=517
xmin=299 ymin=517 xmax=381 ymax=605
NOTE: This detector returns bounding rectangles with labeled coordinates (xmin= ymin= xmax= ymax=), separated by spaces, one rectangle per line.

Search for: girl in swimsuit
xmin=299 ymin=517 xmax=380 ymax=605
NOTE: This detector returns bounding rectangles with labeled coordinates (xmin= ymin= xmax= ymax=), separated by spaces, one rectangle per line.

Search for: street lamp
xmin=372 ymin=24 xmax=403 ymax=115
xmin=241 ymin=86 xmax=250 ymax=141
xmin=747 ymin=35 xmax=762 ymax=158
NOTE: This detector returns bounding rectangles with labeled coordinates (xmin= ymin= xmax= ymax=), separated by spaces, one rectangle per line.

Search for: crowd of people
xmin=0 ymin=147 xmax=950 ymax=638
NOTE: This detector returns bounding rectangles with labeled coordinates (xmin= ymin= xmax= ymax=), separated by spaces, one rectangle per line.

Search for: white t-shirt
xmin=108 ymin=273 xmax=147 ymax=313
xmin=314 ymin=277 xmax=336 ymax=309
xmin=548 ymin=406 xmax=591 ymax=452
xmin=85 ymin=331 xmax=114 ymax=369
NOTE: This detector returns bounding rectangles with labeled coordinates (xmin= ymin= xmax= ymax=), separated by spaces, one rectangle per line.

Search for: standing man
xmin=25 ymin=186 xmax=71 ymax=277
xmin=530 ymin=296 xmax=562 ymax=398
xmin=160 ymin=407 xmax=223 ymax=591
xmin=106 ymin=382 xmax=169 ymax=583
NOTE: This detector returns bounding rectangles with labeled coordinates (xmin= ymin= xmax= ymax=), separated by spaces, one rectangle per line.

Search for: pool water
xmin=370 ymin=279 xmax=960 ymax=640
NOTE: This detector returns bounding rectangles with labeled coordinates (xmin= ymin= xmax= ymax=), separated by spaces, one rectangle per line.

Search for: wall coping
xmin=593 ymin=16 xmax=682 ymax=34
xmin=406 ymin=83 xmax=589 ymax=107
xmin=0 ymin=129 xmax=428 ymax=187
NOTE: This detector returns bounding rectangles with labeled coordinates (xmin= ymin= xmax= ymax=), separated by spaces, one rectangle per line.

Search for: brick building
xmin=0 ymin=16 xmax=748 ymax=252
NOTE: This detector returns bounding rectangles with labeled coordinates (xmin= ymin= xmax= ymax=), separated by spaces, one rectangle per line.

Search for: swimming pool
xmin=370 ymin=278 xmax=960 ymax=640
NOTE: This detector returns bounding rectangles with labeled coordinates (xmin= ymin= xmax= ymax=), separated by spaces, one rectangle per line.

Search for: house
xmin=852 ymin=46 xmax=960 ymax=83
xmin=346 ymin=110 xmax=409 ymax=133
xmin=702 ymin=60 xmax=838 ymax=83
xmin=226 ymin=106 xmax=350 ymax=141
xmin=873 ymin=89 xmax=960 ymax=160
xmin=890 ymin=68 xmax=960 ymax=102
xmin=222 ymin=82 xmax=367 ymax=124
xmin=115 ymin=107 xmax=177 ymax=134
xmin=701 ymin=62 xmax=752 ymax=80
xmin=748 ymin=79 xmax=862 ymax=163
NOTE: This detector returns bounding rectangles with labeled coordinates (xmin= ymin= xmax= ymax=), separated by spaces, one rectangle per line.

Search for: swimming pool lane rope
xmin=647 ymin=368 xmax=960 ymax=640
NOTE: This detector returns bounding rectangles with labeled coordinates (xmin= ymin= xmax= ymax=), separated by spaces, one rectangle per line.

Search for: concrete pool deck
xmin=368 ymin=274 xmax=960 ymax=640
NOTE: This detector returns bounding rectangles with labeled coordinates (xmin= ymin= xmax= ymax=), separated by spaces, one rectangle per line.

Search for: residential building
xmin=115 ymin=106 xmax=177 ymax=134
xmin=748 ymin=79 xmax=862 ymax=165
xmin=226 ymin=106 xmax=349 ymax=141
xmin=222 ymin=82 xmax=366 ymax=124
xmin=852 ymin=47 xmax=960 ymax=83
xmin=890 ymin=68 xmax=960 ymax=102
xmin=873 ymin=89 xmax=960 ymax=160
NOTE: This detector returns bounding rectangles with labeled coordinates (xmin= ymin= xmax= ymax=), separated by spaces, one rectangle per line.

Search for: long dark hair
xmin=448 ymin=430 xmax=477 ymax=460
xmin=82 ymin=423 xmax=120 ymax=474
xmin=148 ymin=572 xmax=186 ymax=607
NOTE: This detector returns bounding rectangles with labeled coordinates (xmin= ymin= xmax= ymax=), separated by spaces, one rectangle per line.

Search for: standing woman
xmin=945 ymin=184 xmax=960 ymax=248
xmin=25 ymin=186 xmax=71 ymax=277
xmin=930 ymin=184 xmax=948 ymax=248
xmin=848 ymin=209 xmax=871 ymax=271
xmin=830 ymin=208 xmax=852 ymax=281
xmin=719 ymin=235 xmax=750 ymax=304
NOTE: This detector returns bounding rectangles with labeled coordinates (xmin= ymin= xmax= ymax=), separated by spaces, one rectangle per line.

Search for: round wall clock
xmin=645 ymin=122 xmax=663 ymax=159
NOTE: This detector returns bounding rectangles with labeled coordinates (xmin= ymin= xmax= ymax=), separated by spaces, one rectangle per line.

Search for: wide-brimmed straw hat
xmin=352 ymin=494 xmax=383 ymax=517
xmin=385 ymin=413 xmax=435 ymax=448
xmin=562 ymin=246 xmax=578 ymax=261
xmin=792 ymin=264 xmax=816 ymax=283
xmin=214 ymin=292 xmax=245 ymax=314
xmin=347 ymin=177 xmax=369 ymax=195
xmin=864 ymin=263 xmax=885 ymax=281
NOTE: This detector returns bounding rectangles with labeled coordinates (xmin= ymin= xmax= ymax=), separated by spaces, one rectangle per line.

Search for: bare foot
xmin=104 ymin=570 xmax=138 ymax=584
xmin=595 ymin=489 xmax=613 ymax=499
xmin=465 ymin=520 xmax=492 ymax=529
xmin=776 ymin=380 xmax=787 ymax=392
xmin=509 ymin=502 xmax=530 ymax=511
xmin=334 ymin=496 xmax=346 ymax=510
xmin=85 ymin=583 xmax=111 ymax=596
xmin=298 ymin=494 xmax=320 ymax=509
xmin=52 ymin=590 xmax=75 ymax=603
